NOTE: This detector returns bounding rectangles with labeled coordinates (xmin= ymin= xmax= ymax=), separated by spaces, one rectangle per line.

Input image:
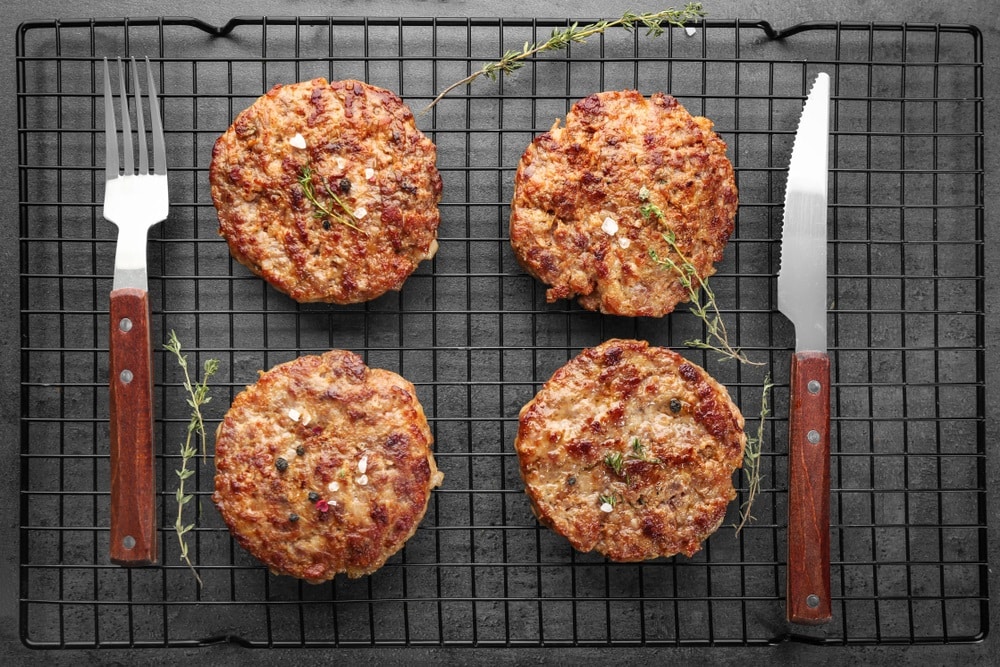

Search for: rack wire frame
xmin=16 ymin=16 xmax=985 ymax=648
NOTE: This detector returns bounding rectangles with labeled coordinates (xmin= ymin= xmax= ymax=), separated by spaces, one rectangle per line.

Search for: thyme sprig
xmin=640 ymin=188 xmax=770 ymax=530
xmin=649 ymin=230 xmax=761 ymax=366
xmin=298 ymin=166 xmax=364 ymax=234
xmin=735 ymin=374 xmax=773 ymax=534
xmin=422 ymin=5 xmax=706 ymax=112
xmin=641 ymin=184 xmax=757 ymax=364
xmin=164 ymin=331 xmax=219 ymax=587
xmin=599 ymin=493 xmax=619 ymax=508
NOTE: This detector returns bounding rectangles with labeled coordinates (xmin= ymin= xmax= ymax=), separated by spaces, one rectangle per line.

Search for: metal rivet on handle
xmin=123 ymin=535 xmax=136 ymax=550
xmin=806 ymin=594 xmax=820 ymax=608
xmin=807 ymin=430 xmax=820 ymax=444
xmin=119 ymin=317 xmax=133 ymax=332
xmin=808 ymin=380 xmax=821 ymax=394
xmin=120 ymin=369 xmax=133 ymax=384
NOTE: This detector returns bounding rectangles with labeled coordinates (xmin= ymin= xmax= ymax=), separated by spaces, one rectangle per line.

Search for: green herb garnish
xmin=638 ymin=185 xmax=666 ymax=221
xmin=649 ymin=229 xmax=761 ymax=366
xmin=735 ymin=373 xmax=773 ymax=534
xmin=422 ymin=5 xmax=706 ymax=112
xmin=599 ymin=493 xmax=619 ymax=508
xmin=603 ymin=451 xmax=625 ymax=476
xmin=164 ymin=330 xmax=219 ymax=588
xmin=627 ymin=437 xmax=663 ymax=465
xmin=639 ymin=186 xmax=773 ymax=530
xmin=298 ymin=166 xmax=364 ymax=233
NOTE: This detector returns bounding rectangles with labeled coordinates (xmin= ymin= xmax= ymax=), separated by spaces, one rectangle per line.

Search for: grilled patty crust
xmin=510 ymin=90 xmax=738 ymax=317
xmin=515 ymin=339 xmax=746 ymax=561
xmin=213 ymin=350 xmax=443 ymax=581
xmin=210 ymin=78 xmax=442 ymax=303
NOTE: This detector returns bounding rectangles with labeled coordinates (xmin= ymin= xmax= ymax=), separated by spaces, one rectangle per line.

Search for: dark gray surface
xmin=3 ymin=0 xmax=997 ymax=664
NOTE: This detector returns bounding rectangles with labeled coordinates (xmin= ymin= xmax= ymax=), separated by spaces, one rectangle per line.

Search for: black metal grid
xmin=17 ymin=16 xmax=985 ymax=648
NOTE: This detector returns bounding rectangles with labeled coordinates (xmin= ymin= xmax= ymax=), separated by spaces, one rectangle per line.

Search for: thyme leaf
xmin=627 ymin=437 xmax=663 ymax=465
xmin=603 ymin=451 xmax=625 ymax=476
xmin=422 ymin=5 xmax=706 ymax=113
xmin=164 ymin=330 xmax=219 ymax=588
xmin=638 ymin=185 xmax=665 ymax=221
xmin=599 ymin=493 xmax=619 ymax=507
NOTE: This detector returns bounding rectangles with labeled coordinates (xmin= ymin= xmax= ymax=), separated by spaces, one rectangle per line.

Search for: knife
xmin=778 ymin=71 xmax=832 ymax=625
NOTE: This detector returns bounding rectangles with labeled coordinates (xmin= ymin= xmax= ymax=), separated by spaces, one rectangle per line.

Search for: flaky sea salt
xmin=357 ymin=474 xmax=369 ymax=486
xmin=618 ymin=237 xmax=631 ymax=249
xmin=600 ymin=502 xmax=614 ymax=513
xmin=358 ymin=455 xmax=368 ymax=474
xmin=328 ymin=481 xmax=340 ymax=492
xmin=365 ymin=167 xmax=375 ymax=180
xmin=288 ymin=133 xmax=306 ymax=149
xmin=301 ymin=410 xmax=312 ymax=426
xmin=685 ymin=26 xmax=697 ymax=37
xmin=354 ymin=207 xmax=368 ymax=219
xmin=601 ymin=217 xmax=619 ymax=236
xmin=287 ymin=408 xmax=301 ymax=422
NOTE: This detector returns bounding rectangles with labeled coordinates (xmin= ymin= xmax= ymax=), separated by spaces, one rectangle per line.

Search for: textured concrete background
xmin=1 ymin=0 xmax=996 ymax=664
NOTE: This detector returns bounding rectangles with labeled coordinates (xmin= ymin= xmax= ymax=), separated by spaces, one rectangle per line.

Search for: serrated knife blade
xmin=778 ymin=72 xmax=830 ymax=351
xmin=779 ymin=72 xmax=833 ymax=626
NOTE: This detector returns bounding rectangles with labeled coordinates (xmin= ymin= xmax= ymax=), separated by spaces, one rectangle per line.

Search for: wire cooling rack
xmin=17 ymin=17 xmax=985 ymax=648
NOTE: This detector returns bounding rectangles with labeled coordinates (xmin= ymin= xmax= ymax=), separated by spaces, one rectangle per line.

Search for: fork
xmin=103 ymin=56 xmax=168 ymax=566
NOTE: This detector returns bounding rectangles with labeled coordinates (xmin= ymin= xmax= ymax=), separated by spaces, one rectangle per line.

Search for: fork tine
xmin=131 ymin=57 xmax=148 ymax=174
xmin=116 ymin=58 xmax=133 ymax=176
xmin=102 ymin=58 xmax=119 ymax=181
xmin=145 ymin=58 xmax=167 ymax=176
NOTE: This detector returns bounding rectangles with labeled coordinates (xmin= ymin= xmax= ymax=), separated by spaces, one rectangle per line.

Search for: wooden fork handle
xmin=109 ymin=287 xmax=158 ymax=566
xmin=786 ymin=350 xmax=831 ymax=624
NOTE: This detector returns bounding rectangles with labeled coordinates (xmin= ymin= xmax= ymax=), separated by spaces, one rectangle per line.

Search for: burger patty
xmin=213 ymin=350 xmax=443 ymax=582
xmin=515 ymin=339 xmax=746 ymax=561
xmin=210 ymin=78 xmax=442 ymax=304
xmin=509 ymin=90 xmax=738 ymax=317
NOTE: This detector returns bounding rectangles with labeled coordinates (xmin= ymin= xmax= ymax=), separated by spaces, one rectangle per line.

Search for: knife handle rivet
xmin=806 ymin=594 xmax=820 ymax=608
xmin=118 ymin=317 xmax=132 ymax=333
xmin=120 ymin=369 xmax=133 ymax=384
xmin=807 ymin=380 xmax=821 ymax=394
xmin=123 ymin=535 xmax=136 ymax=550
xmin=807 ymin=429 xmax=820 ymax=444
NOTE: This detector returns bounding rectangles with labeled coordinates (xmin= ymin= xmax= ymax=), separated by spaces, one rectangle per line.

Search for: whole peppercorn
xmin=308 ymin=491 xmax=320 ymax=502
xmin=275 ymin=457 xmax=289 ymax=472
xmin=296 ymin=446 xmax=306 ymax=457
xmin=669 ymin=398 xmax=682 ymax=414
xmin=289 ymin=513 xmax=299 ymax=523
xmin=339 ymin=178 xmax=351 ymax=194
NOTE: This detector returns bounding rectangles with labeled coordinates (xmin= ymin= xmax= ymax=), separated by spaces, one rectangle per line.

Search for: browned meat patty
xmin=515 ymin=339 xmax=746 ymax=561
xmin=213 ymin=350 xmax=443 ymax=582
xmin=210 ymin=78 xmax=442 ymax=303
xmin=509 ymin=90 xmax=738 ymax=317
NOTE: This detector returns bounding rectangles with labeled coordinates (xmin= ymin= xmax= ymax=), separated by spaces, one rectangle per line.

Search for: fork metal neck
xmin=112 ymin=224 xmax=149 ymax=291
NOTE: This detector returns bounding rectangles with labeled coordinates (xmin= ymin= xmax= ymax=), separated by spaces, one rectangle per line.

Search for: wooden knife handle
xmin=108 ymin=287 xmax=158 ymax=566
xmin=786 ymin=350 xmax=831 ymax=624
